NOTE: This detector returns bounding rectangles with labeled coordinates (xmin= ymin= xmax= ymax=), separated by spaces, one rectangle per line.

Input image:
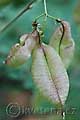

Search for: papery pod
xmin=49 ymin=21 xmax=75 ymax=68
xmin=5 ymin=30 xmax=39 ymax=67
xmin=31 ymin=43 xmax=69 ymax=106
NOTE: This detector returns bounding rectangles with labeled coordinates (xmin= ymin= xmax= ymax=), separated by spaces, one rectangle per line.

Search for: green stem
xmin=35 ymin=13 xmax=45 ymax=21
xmin=47 ymin=14 xmax=59 ymax=21
xmin=44 ymin=0 xmax=48 ymax=16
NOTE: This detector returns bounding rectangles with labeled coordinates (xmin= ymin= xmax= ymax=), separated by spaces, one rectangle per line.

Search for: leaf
xmin=31 ymin=43 xmax=69 ymax=106
xmin=5 ymin=30 xmax=39 ymax=67
xmin=49 ymin=21 xmax=75 ymax=68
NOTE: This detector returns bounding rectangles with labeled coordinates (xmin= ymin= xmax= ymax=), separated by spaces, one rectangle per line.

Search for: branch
xmin=0 ymin=0 xmax=35 ymax=34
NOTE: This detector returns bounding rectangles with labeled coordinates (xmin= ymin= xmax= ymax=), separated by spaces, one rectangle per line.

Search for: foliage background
xmin=0 ymin=0 xmax=80 ymax=119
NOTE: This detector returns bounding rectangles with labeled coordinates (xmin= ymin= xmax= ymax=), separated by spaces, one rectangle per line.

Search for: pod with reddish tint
xmin=31 ymin=43 xmax=69 ymax=106
xmin=5 ymin=30 xmax=39 ymax=67
xmin=49 ymin=21 xmax=75 ymax=68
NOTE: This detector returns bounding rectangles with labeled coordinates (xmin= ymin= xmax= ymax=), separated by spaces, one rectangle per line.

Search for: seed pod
xmin=49 ymin=21 xmax=75 ymax=68
xmin=5 ymin=30 xmax=39 ymax=67
xmin=31 ymin=43 xmax=69 ymax=106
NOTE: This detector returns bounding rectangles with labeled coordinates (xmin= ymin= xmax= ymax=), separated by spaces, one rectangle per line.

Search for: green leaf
xmin=49 ymin=21 xmax=75 ymax=68
xmin=31 ymin=43 xmax=69 ymax=106
xmin=5 ymin=30 xmax=39 ymax=67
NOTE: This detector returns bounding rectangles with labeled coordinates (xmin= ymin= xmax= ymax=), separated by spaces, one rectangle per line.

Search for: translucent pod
xmin=49 ymin=21 xmax=75 ymax=68
xmin=5 ymin=30 xmax=39 ymax=67
xmin=31 ymin=43 xmax=69 ymax=106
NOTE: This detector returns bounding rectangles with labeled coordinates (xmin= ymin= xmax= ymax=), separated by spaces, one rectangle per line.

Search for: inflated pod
xmin=31 ymin=43 xmax=69 ymax=106
xmin=5 ymin=30 xmax=39 ymax=67
xmin=49 ymin=21 xmax=75 ymax=68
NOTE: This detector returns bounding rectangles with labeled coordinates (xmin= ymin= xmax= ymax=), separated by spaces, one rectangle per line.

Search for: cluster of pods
xmin=5 ymin=20 xmax=75 ymax=108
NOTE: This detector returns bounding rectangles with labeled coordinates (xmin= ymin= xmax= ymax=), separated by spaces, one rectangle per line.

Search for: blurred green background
xmin=0 ymin=0 xmax=80 ymax=119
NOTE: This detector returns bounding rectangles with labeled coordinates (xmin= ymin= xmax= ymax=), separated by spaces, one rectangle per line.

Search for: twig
xmin=0 ymin=0 xmax=35 ymax=34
